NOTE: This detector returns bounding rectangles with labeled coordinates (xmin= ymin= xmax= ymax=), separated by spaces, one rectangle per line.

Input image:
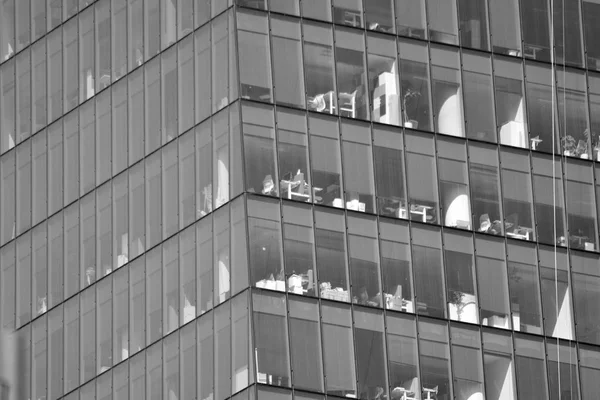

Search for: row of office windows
xmin=0 ymin=0 xmax=238 ymax=155
xmin=241 ymin=102 xmax=599 ymax=253
xmin=236 ymin=0 xmax=600 ymax=72
xmin=0 ymin=68 xmax=241 ymax=249
xmin=0 ymin=112 xmax=244 ymax=331
xmin=16 ymin=287 xmax=600 ymax=400
xmin=0 ymin=0 xmax=233 ymax=66
xmin=7 ymin=192 xmax=600 ymax=386
xmin=235 ymin=9 xmax=600 ymax=160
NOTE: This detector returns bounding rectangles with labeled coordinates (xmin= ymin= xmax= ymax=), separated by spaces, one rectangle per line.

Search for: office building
xmin=2 ymin=0 xmax=600 ymax=399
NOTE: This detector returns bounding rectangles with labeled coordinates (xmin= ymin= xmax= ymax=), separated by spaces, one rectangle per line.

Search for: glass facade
xmin=2 ymin=0 xmax=600 ymax=399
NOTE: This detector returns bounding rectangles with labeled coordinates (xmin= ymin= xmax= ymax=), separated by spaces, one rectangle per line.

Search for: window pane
xmin=398 ymin=39 xmax=431 ymax=130
xmin=81 ymin=286 xmax=96 ymax=383
xmin=162 ymin=141 xmax=179 ymax=238
xmin=573 ymin=252 xmax=600 ymax=344
xmin=374 ymin=127 xmax=406 ymax=218
xmin=501 ymin=149 xmax=535 ymax=241
xmin=238 ymin=10 xmax=272 ymax=102
xmin=213 ymin=110 xmax=229 ymax=208
xmin=482 ymin=329 xmax=517 ymax=400
xmin=445 ymin=231 xmax=478 ymax=323
xmin=145 ymin=0 xmax=160 ymax=58
xmin=355 ymin=309 xmax=388 ymax=399
xmin=431 ymin=45 xmax=464 ymax=137
xmin=277 ymin=109 xmax=312 ymax=203
xmin=476 ymin=236 xmax=510 ymax=329
xmin=553 ymin=0 xmax=584 ymax=66
xmin=450 ymin=325 xmax=484 ymax=400
xmin=112 ymin=79 xmax=128 ymax=175
xmin=128 ymin=0 xmax=144 ymax=71
xmin=304 ymin=22 xmax=336 ymax=115
xmin=379 ymin=220 xmax=412 ymax=312
xmin=309 ymin=115 xmax=343 ymax=207
xmin=565 ymin=161 xmax=597 ymax=251
xmin=64 ymin=18 xmax=79 ymax=112
xmin=496 ymin=57 xmax=527 ymax=149
xmin=16 ymin=140 xmax=31 ymax=235
xmin=96 ymin=90 xmax=112 ymax=184
xmin=47 ymin=30 xmax=62 ymax=123
xmin=48 ymin=305 xmax=63 ymax=399
xmin=368 ymin=34 xmax=400 ymax=126
xmin=282 ymin=203 xmax=317 ymax=297
xmin=335 ymin=28 xmax=369 ymax=120
xmin=412 ymin=226 xmax=445 ymax=318
xmin=97 ymin=277 xmax=112 ymax=373
xmin=395 ymin=0 xmax=426 ymax=39
xmin=514 ymin=335 xmax=549 ymax=398
xmin=507 ymin=243 xmax=542 ymax=334
xmin=180 ymin=226 xmax=196 ymax=324
xmin=16 ymin=50 xmax=31 ymax=144
xmin=557 ymin=69 xmax=590 ymax=159
xmin=463 ymin=51 xmax=496 ymax=142
xmin=315 ymin=209 xmax=350 ymax=302
xmin=321 ymin=302 xmax=356 ymax=397
xmin=214 ymin=206 xmax=230 ymax=304
xmin=243 ymin=103 xmax=278 ymax=196
xmin=129 ymin=162 xmax=145 ymax=259
xmin=145 ymin=152 xmax=161 ymax=248
xmin=195 ymin=25 xmax=211 ymax=123
xmin=113 ymin=267 xmax=129 ymax=364
xmin=130 ymin=257 xmax=145 ymax=354
xmin=438 ymin=138 xmax=471 ymax=229
xmin=80 ymin=7 xmax=95 ymax=102
xmin=162 ymin=0 xmax=176 ymax=49
xmin=427 ymin=0 xmax=458 ymax=44
xmin=179 ymin=130 xmax=196 ymax=228
xmin=469 ymin=142 xmax=503 ymax=235
xmin=81 ymin=194 xmax=96 ymax=289
xmin=97 ymin=182 xmax=112 ymax=280
xmin=178 ymin=36 xmax=195 ymax=135
xmin=489 ymin=0 xmax=520 ymax=55
xmin=406 ymin=133 xmax=438 ymax=224
xmin=532 ymin=155 xmax=567 ymax=246
xmin=333 ymin=0 xmax=363 ymax=28
xmin=96 ymin=0 xmax=111 ymax=92
xmin=163 ymin=237 xmax=179 ymax=335
xmin=387 ymin=313 xmax=419 ymax=397
xmin=302 ymin=0 xmax=331 ymax=21
xmin=459 ymin=0 xmax=489 ymax=50
xmin=418 ymin=319 xmax=452 ymax=398
xmin=271 ymin=15 xmax=305 ymax=108
xmin=521 ymin=0 xmax=551 ymax=62
xmin=342 ymin=122 xmax=375 ymax=213
xmin=538 ymin=246 xmax=573 ymax=339
xmin=365 ymin=0 xmax=394 ymax=33
xmin=1 ymin=58 xmax=16 ymax=153
xmin=32 ymin=39 xmax=47 ymax=133
xmin=146 ymin=246 xmax=162 ymax=342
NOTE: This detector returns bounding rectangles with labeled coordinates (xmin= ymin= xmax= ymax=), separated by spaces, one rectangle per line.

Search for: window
xmin=514 ymin=335 xmax=549 ymax=398
xmin=450 ymin=325 xmax=485 ymax=400
xmin=243 ymin=103 xmax=278 ymax=196
xmin=521 ymin=0 xmax=551 ymax=62
xmin=282 ymin=203 xmax=317 ymax=297
xmin=145 ymin=152 xmax=161 ymax=249
xmin=525 ymin=62 xmax=558 ymax=153
xmin=496 ymin=57 xmax=527 ymax=149
xmin=335 ymin=28 xmax=369 ymax=120
xmin=179 ymin=130 xmax=196 ymax=228
xmin=198 ymin=312 xmax=214 ymax=400
xmin=557 ymin=69 xmax=590 ymax=159
xmin=565 ymin=161 xmax=597 ymax=251
xmin=113 ymin=267 xmax=129 ymax=364
xmin=459 ymin=0 xmax=489 ymax=50
xmin=232 ymin=292 xmax=250 ymax=393
xmin=482 ymin=329 xmax=517 ymax=400
xmin=147 ymin=247 xmax=163 ymax=344
xmin=507 ymin=243 xmax=543 ymax=334
xmin=162 ymin=141 xmax=179 ymax=238
xmin=406 ymin=132 xmax=438 ymax=224
xmin=178 ymin=36 xmax=195 ymax=135
xmin=80 ymin=194 xmax=95 ymax=289
xmin=532 ymin=155 xmax=567 ymax=246
xmin=64 ymin=18 xmax=79 ymax=112
xmin=553 ymin=0 xmax=584 ymax=67
xmin=333 ymin=0 xmax=363 ymax=28
xmin=341 ymin=121 xmax=375 ymax=213
xmin=321 ymin=302 xmax=357 ymax=397
xmin=197 ymin=215 xmax=213 ymax=314
xmin=368 ymin=34 xmax=400 ymax=126
xmin=365 ymin=0 xmax=394 ymax=33
xmin=379 ymin=219 xmax=413 ymax=312
xmin=501 ymin=149 xmax=535 ymax=241
xmin=463 ymin=51 xmax=496 ymax=142
xmin=427 ymin=0 xmax=458 ymax=44
xmin=304 ymin=22 xmax=336 ymax=115
xmin=1 ymin=58 xmax=16 ymax=153
xmin=445 ymin=231 xmax=478 ymax=324
xmin=547 ymin=339 xmax=580 ymax=400
xmin=128 ymin=0 xmax=144 ymax=72
xmin=145 ymin=0 xmax=160 ymax=58
xmin=248 ymin=197 xmax=284 ymax=290
xmin=309 ymin=115 xmax=343 ymax=207
xmin=271 ymin=15 xmax=305 ymax=108
xmin=162 ymin=47 xmax=178 ymax=144
xmin=96 ymin=182 xmax=111 ymax=284
xmin=489 ymin=0 xmax=520 ymax=55
xmin=276 ymin=109 xmax=312 ymax=203
xmin=96 ymin=0 xmax=111 ymax=91
xmin=418 ymin=319 xmax=452 ymax=399
xmin=412 ymin=226 xmax=445 ymax=318
xmin=348 ymin=215 xmax=381 ymax=306
xmin=398 ymin=39 xmax=431 ymax=130
xmin=214 ymin=206 xmax=231 ymax=304
xmin=431 ymin=46 xmax=464 ymax=137
xmin=32 ymin=39 xmax=46 ymax=134
xmin=80 ymin=7 xmax=94 ymax=102
xmin=16 ymin=50 xmax=31 ymax=144
xmin=386 ymin=313 xmax=419 ymax=397
xmin=97 ymin=277 xmax=113 ymax=374
xmin=584 ymin=0 xmax=600 ymax=71
xmin=395 ymin=0 xmax=426 ymax=39
xmin=315 ymin=209 xmax=350 ymax=302
xmin=163 ymin=237 xmax=179 ymax=335
xmin=538 ymin=246 xmax=574 ymax=339
xmin=469 ymin=143 xmax=503 ymax=235
xmin=438 ymin=138 xmax=471 ymax=229
xmin=580 ymin=344 xmax=600 ymax=399
xmin=81 ymin=286 xmax=96 ymax=383
xmin=253 ymin=291 xmax=291 ymax=387
xmin=354 ymin=309 xmax=388 ymax=399
xmin=476 ymin=236 xmax=511 ymax=329
xmin=288 ymin=298 xmax=324 ymax=392
xmin=302 ymin=0 xmax=331 ymax=21
xmin=162 ymin=0 xmax=177 ymax=49
xmin=237 ymin=10 xmax=272 ymax=102
xmin=16 ymin=140 xmax=31 ymax=235
xmin=374 ymin=126 xmax=406 ymax=218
